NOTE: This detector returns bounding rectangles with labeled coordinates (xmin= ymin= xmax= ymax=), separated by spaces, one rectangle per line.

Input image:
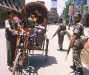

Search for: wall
xmin=0 ymin=9 xmax=8 ymax=26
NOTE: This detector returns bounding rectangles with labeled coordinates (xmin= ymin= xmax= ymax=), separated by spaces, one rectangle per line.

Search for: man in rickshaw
xmin=33 ymin=9 xmax=47 ymax=49
xmin=5 ymin=10 xmax=25 ymax=72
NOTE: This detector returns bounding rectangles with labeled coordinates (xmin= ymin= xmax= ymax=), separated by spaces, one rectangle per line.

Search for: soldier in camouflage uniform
xmin=58 ymin=18 xmax=66 ymax=50
xmin=52 ymin=18 xmax=66 ymax=51
xmin=70 ymin=13 xmax=84 ymax=75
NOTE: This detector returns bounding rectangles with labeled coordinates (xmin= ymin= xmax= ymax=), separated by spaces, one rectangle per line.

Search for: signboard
xmin=87 ymin=0 xmax=89 ymax=5
xmin=68 ymin=6 xmax=74 ymax=15
xmin=51 ymin=0 xmax=57 ymax=8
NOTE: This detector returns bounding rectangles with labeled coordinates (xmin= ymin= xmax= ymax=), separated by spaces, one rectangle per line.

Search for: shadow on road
xmin=57 ymin=49 xmax=68 ymax=52
xmin=83 ymin=67 xmax=89 ymax=75
xmin=23 ymin=54 xmax=58 ymax=75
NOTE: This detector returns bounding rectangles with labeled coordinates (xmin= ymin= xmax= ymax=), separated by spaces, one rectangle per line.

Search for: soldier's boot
xmin=59 ymin=45 xmax=63 ymax=51
xmin=60 ymin=47 xmax=63 ymax=51
xmin=75 ymin=68 xmax=84 ymax=75
xmin=70 ymin=64 xmax=76 ymax=71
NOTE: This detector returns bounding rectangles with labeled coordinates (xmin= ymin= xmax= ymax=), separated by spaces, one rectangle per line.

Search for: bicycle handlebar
xmin=15 ymin=31 xmax=26 ymax=36
xmin=15 ymin=31 xmax=37 ymax=37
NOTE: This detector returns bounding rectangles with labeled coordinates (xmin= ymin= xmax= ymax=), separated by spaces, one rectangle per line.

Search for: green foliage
xmin=65 ymin=0 xmax=73 ymax=6
xmin=63 ymin=0 xmax=73 ymax=22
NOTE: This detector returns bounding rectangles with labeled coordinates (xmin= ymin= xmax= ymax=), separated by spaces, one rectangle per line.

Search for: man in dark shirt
xmin=35 ymin=10 xmax=47 ymax=25
xmin=34 ymin=10 xmax=47 ymax=49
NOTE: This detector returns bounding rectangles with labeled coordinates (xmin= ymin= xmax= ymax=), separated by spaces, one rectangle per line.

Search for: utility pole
xmin=81 ymin=0 xmax=84 ymax=15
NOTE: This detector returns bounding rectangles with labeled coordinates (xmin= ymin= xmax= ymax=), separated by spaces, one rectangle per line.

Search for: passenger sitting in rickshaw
xmin=33 ymin=9 xmax=47 ymax=49
xmin=22 ymin=14 xmax=35 ymax=35
xmin=28 ymin=14 xmax=35 ymax=29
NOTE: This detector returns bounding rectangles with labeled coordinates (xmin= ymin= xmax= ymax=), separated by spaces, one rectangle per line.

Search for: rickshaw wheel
xmin=45 ymin=38 xmax=49 ymax=62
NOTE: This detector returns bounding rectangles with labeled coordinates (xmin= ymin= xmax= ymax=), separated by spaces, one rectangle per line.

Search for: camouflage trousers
xmin=58 ymin=35 xmax=64 ymax=48
xmin=72 ymin=47 xmax=82 ymax=69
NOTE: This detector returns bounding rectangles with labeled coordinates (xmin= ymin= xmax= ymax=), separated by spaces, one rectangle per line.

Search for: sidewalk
xmin=66 ymin=26 xmax=89 ymax=70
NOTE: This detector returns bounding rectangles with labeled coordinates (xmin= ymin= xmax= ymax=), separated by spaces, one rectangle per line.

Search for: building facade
xmin=0 ymin=0 xmax=25 ymax=27
xmin=72 ymin=0 xmax=89 ymax=27
xmin=49 ymin=0 xmax=59 ymax=24
xmin=48 ymin=8 xmax=59 ymax=24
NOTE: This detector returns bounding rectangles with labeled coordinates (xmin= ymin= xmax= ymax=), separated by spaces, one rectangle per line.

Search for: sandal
xmin=37 ymin=46 xmax=41 ymax=50
xmin=8 ymin=66 xmax=13 ymax=72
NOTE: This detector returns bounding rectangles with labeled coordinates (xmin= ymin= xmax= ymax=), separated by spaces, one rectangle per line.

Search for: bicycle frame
xmin=14 ymin=34 xmax=20 ymax=61
xmin=20 ymin=31 xmax=30 ymax=67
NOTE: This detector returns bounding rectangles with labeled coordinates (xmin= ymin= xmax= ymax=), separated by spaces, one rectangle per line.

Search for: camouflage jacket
xmin=57 ymin=23 xmax=66 ymax=36
xmin=73 ymin=22 xmax=84 ymax=38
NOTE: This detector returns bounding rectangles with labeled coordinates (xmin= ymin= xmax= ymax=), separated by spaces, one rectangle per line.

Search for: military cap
xmin=74 ymin=13 xmax=82 ymax=18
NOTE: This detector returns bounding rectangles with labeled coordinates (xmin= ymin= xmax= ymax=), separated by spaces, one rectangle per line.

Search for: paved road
xmin=0 ymin=25 xmax=89 ymax=75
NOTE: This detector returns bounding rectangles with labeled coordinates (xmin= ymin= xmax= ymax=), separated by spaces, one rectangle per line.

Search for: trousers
xmin=72 ymin=47 xmax=82 ymax=69
xmin=34 ymin=28 xmax=45 ymax=46
xmin=58 ymin=35 xmax=64 ymax=48
xmin=6 ymin=37 xmax=16 ymax=66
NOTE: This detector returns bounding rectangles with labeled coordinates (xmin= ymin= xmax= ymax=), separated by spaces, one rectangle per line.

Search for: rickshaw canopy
xmin=21 ymin=2 xmax=48 ymax=17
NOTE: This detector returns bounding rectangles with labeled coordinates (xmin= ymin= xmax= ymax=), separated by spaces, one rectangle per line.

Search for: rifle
xmin=65 ymin=46 xmax=70 ymax=61
xmin=65 ymin=41 xmax=71 ymax=61
xmin=50 ymin=29 xmax=58 ymax=40
xmin=50 ymin=33 xmax=56 ymax=40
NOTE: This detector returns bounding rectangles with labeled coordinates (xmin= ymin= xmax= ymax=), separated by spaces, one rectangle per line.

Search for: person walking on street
xmin=5 ymin=10 xmax=23 ymax=72
xmin=69 ymin=13 xmax=84 ymax=75
xmin=52 ymin=18 xmax=66 ymax=51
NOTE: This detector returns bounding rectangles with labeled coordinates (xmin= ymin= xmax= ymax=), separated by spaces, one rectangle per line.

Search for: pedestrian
xmin=52 ymin=18 xmax=66 ymax=51
xmin=5 ymin=10 xmax=23 ymax=72
xmin=69 ymin=13 xmax=84 ymax=75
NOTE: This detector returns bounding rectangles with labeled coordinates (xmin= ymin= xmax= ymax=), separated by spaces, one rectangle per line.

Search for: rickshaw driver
xmin=5 ymin=10 xmax=25 ymax=72
xmin=34 ymin=9 xmax=47 ymax=49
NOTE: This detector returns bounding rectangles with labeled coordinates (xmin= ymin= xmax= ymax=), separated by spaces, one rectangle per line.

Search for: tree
xmin=63 ymin=0 xmax=73 ymax=23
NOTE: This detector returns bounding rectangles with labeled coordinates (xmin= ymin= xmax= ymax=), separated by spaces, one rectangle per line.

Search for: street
xmin=0 ymin=25 xmax=89 ymax=75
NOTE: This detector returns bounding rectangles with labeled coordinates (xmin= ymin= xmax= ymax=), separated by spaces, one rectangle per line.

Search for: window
xmin=20 ymin=3 xmax=23 ymax=8
xmin=9 ymin=0 xmax=13 ymax=6
xmin=0 ymin=0 xmax=2 ymax=4
xmin=5 ymin=0 xmax=8 ymax=5
xmin=15 ymin=1 xmax=19 ymax=9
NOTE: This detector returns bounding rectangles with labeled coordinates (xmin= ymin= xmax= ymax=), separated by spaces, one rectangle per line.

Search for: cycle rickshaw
xmin=12 ymin=2 xmax=49 ymax=75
